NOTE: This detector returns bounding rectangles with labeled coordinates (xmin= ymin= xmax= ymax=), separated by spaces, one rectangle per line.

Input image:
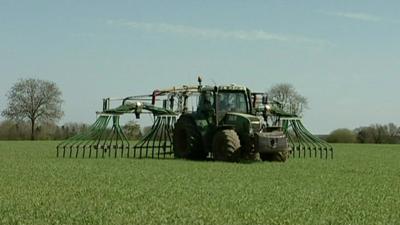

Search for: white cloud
xmin=318 ymin=11 xmax=382 ymax=22
xmin=107 ymin=20 xmax=331 ymax=46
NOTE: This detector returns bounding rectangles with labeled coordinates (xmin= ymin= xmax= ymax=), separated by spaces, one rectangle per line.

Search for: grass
xmin=0 ymin=142 xmax=399 ymax=225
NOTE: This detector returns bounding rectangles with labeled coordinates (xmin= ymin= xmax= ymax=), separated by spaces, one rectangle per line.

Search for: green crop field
xmin=0 ymin=142 xmax=399 ymax=225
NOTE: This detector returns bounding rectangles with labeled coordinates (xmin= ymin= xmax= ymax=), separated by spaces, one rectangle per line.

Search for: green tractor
xmin=173 ymin=80 xmax=291 ymax=162
xmin=57 ymin=77 xmax=332 ymax=161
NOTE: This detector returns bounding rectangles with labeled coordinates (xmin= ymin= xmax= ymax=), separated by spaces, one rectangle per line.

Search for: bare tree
xmin=387 ymin=123 xmax=399 ymax=138
xmin=267 ymin=83 xmax=308 ymax=116
xmin=354 ymin=123 xmax=400 ymax=144
xmin=1 ymin=78 xmax=64 ymax=140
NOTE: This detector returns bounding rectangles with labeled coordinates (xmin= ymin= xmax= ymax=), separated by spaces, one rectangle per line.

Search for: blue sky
xmin=1 ymin=0 xmax=399 ymax=134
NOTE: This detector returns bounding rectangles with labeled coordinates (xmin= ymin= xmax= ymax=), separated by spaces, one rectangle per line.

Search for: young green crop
xmin=0 ymin=142 xmax=399 ymax=225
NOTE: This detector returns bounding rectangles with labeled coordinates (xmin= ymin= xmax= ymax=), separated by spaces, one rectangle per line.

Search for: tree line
xmin=0 ymin=120 xmax=87 ymax=140
xmin=2 ymin=118 xmax=398 ymax=144
xmin=0 ymin=120 xmax=142 ymax=141
xmin=326 ymin=123 xmax=400 ymax=144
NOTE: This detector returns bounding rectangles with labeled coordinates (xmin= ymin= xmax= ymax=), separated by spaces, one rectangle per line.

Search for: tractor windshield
xmin=218 ymin=92 xmax=248 ymax=113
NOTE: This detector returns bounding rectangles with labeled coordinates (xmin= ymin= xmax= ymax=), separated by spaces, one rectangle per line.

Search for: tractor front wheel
xmin=212 ymin=129 xmax=241 ymax=162
xmin=173 ymin=115 xmax=206 ymax=160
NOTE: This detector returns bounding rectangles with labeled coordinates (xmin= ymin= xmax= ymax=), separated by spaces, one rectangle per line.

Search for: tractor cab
xmin=197 ymin=85 xmax=253 ymax=124
xmin=217 ymin=90 xmax=249 ymax=116
xmin=216 ymin=85 xmax=251 ymax=114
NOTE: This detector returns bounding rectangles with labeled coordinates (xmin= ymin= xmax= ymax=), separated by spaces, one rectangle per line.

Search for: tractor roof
xmin=218 ymin=84 xmax=247 ymax=91
xmin=198 ymin=84 xmax=248 ymax=92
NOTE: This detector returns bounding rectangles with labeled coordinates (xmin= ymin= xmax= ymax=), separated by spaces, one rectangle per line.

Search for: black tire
xmin=240 ymin=136 xmax=261 ymax=161
xmin=212 ymin=129 xmax=241 ymax=162
xmin=172 ymin=115 xmax=206 ymax=160
xmin=260 ymin=151 xmax=289 ymax=162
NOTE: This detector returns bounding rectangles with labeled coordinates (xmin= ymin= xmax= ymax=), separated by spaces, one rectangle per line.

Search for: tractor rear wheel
xmin=173 ymin=115 xmax=206 ymax=160
xmin=212 ymin=129 xmax=241 ymax=162
xmin=260 ymin=151 xmax=289 ymax=162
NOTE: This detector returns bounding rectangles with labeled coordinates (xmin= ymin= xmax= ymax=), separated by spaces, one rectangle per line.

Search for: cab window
xmin=218 ymin=92 xmax=247 ymax=113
